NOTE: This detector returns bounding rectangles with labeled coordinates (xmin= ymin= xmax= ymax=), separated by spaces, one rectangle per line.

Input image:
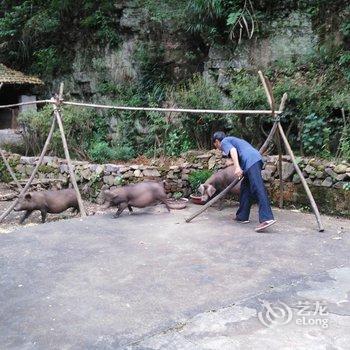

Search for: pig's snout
xmin=14 ymin=202 xmax=23 ymax=211
xmin=200 ymin=194 xmax=209 ymax=202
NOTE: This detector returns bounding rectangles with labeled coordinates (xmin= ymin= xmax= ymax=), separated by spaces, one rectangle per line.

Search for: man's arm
xmin=229 ymin=147 xmax=243 ymax=178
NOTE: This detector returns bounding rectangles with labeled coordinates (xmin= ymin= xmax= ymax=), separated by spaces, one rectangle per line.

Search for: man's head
xmin=212 ymin=131 xmax=226 ymax=149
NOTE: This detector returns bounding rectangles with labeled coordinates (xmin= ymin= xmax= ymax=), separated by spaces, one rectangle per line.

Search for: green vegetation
xmin=18 ymin=105 xmax=108 ymax=160
xmin=0 ymin=1 xmax=120 ymax=76
xmin=1 ymin=1 xmax=350 ymax=161
xmin=188 ymin=169 xmax=213 ymax=192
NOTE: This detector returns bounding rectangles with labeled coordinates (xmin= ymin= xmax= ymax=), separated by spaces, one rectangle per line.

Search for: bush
xmin=88 ymin=141 xmax=135 ymax=163
xmin=188 ymin=169 xmax=213 ymax=192
xmin=174 ymin=74 xmax=226 ymax=149
xmin=88 ymin=141 xmax=113 ymax=163
xmin=111 ymin=144 xmax=136 ymax=161
xmin=301 ymin=113 xmax=331 ymax=157
xmin=18 ymin=105 xmax=108 ymax=159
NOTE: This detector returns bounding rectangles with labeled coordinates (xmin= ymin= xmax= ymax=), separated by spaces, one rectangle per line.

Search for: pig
xmin=198 ymin=165 xmax=241 ymax=208
xmin=103 ymin=181 xmax=171 ymax=218
xmin=14 ymin=189 xmax=79 ymax=224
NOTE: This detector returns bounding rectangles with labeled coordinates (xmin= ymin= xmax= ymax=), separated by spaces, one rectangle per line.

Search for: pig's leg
xmin=40 ymin=210 xmax=47 ymax=223
xmin=161 ymin=199 xmax=170 ymax=212
xmin=19 ymin=210 xmax=33 ymax=224
xmin=217 ymin=200 xmax=224 ymax=211
xmin=113 ymin=203 xmax=128 ymax=218
xmin=128 ymin=205 xmax=133 ymax=214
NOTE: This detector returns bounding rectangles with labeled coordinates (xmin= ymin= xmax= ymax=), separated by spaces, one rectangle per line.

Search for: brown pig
xmin=103 ymin=181 xmax=171 ymax=218
xmin=198 ymin=165 xmax=241 ymax=206
xmin=14 ymin=189 xmax=79 ymax=224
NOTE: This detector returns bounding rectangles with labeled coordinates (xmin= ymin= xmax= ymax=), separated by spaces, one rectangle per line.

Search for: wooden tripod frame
xmin=0 ymin=83 xmax=86 ymax=223
xmin=186 ymin=72 xmax=324 ymax=232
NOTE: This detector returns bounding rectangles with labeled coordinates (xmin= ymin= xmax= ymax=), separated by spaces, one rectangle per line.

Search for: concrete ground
xmin=0 ymin=203 xmax=349 ymax=350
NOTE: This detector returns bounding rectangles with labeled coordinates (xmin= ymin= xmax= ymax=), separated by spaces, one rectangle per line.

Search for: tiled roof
xmin=0 ymin=64 xmax=44 ymax=85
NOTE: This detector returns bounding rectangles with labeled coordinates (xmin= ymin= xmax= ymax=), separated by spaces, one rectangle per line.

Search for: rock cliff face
xmin=55 ymin=4 xmax=319 ymax=101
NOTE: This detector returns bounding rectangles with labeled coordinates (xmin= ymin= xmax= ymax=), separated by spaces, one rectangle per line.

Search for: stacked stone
xmin=260 ymin=155 xmax=350 ymax=189
xmin=2 ymin=151 xmax=350 ymax=200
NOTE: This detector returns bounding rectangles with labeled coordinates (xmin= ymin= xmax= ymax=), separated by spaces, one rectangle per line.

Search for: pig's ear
xmin=198 ymin=184 xmax=205 ymax=195
xmin=25 ymin=193 xmax=32 ymax=200
xmin=207 ymin=184 xmax=217 ymax=197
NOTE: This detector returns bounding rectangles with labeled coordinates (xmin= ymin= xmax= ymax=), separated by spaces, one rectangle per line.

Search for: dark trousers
xmin=236 ymin=161 xmax=274 ymax=223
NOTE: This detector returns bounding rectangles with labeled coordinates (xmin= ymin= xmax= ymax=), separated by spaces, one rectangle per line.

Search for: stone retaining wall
xmin=1 ymin=151 xmax=349 ymax=217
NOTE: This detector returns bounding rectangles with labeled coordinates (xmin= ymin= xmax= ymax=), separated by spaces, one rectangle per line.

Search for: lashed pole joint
xmin=51 ymin=85 xmax=87 ymax=217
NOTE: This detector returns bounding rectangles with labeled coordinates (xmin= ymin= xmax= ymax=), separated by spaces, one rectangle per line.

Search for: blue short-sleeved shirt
xmin=220 ymin=136 xmax=262 ymax=172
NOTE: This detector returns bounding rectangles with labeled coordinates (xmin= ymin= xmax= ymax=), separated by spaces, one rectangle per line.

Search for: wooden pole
xmin=0 ymin=118 xmax=56 ymax=222
xmin=63 ymin=101 xmax=282 ymax=116
xmin=259 ymin=72 xmax=284 ymax=208
xmin=259 ymin=93 xmax=287 ymax=154
xmin=52 ymin=85 xmax=86 ymax=217
xmin=0 ymin=149 xmax=22 ymax=191
xmin=258 ymin=71 xmax=324 ymax=231
xmin=0 ymin=100 xmax=51 ymax=110
xmin=277 ymin=123 xmax=324 ymax=231
xmin=275 ymin=131 xmax=284 ymax=208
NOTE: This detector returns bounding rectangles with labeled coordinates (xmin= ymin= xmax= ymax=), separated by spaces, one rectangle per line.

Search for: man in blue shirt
xmin=212 ymin=131 xmax=276 ymax=232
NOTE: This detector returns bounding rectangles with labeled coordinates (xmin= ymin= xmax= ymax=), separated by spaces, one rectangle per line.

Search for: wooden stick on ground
xmin=52 ymin=85 xmax=86 ymax=217
xmin=185 ymin=176 xmax=243 ymax=223
xmin=0 ymin=118 xmax=56 ymax=223
xmin=0 ymin=149 xmax=22 ymax=191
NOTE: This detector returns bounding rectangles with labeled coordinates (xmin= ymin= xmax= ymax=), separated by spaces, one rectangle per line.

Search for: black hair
xmin=212 ymin=131 xmax=226 ymax=143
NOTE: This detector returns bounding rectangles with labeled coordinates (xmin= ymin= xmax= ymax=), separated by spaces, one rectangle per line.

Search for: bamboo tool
xmin=185 ymin=176 xmax=243 ymax=223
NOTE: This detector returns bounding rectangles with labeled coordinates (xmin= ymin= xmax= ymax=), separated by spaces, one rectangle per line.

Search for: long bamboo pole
xmin=0 ymin=98 xmax=282 ymax=115
xmin=0 ymin=149 xmax=22 ymax=190
xmin=259 ymin=71 xmax=284 ymax=208
xmin=0 ymin=118 xmax=56 ymax=222
xmin=0 ymin=100 xmax=51 ymax=109
xmin=277 ymin=123 xmax=324 ymax=231
xmin=63 ymin=101 xmax=281 ymax=115
xmin=258 ymin=71 xmax=324 ymax=231
xmin=51 ymin=88 xmax=86 ymax=217
xmin=275 ymin=131 xmax=284 ymax=208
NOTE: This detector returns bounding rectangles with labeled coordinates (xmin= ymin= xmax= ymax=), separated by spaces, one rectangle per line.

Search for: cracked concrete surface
xmin=0 ymin=204 xmax=349 ymax=349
